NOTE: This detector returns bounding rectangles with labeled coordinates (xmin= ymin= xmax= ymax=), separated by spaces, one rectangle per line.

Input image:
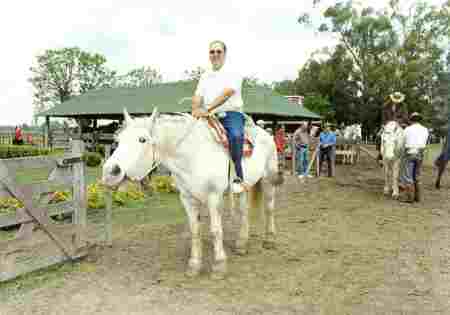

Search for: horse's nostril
xmin=111 ymin=164 xmax=121 ymax=176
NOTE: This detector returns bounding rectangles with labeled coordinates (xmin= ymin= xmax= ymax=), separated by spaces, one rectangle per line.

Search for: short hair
xmin=209 ymin=40 xmax=227 ymax=53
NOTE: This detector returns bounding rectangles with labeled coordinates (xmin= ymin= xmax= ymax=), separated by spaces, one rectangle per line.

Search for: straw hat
xmin=389 ymin=92 xmax=405 ymax=104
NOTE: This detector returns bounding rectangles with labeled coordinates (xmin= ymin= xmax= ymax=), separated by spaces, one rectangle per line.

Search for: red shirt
xmin=274 ymin=129 xmax=286 ymax=153
xmin=15 ymin=128 xmax=22 ymax=141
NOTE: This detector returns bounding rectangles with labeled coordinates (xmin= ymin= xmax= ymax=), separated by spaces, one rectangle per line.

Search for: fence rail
xmin=0 ymin=140 xmax=112 ymax=282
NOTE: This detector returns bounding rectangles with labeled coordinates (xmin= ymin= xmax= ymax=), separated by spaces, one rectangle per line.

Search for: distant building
xmin=284 ymin=95 xmax=304 ymax=107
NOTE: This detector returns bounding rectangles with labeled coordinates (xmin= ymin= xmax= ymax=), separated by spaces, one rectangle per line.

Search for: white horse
xmin=336 ymin=124 xmax=362 ymax=164
xmin=380 ymin=121 xmax=405 ymax=199
xmin=102 ymin=108 xmax=283 ymax=278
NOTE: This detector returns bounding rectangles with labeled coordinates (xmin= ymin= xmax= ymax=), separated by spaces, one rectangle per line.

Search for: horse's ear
xmin=148 ymin=107 xmax=159 ymax=127
xmin=123 ymin=108 xmax=133 ymax=126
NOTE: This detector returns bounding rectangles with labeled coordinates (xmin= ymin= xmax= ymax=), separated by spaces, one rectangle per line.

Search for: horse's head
xmin=102 ymin=108 xmax=159 ymax=188
xmin=381 ymin=121 xmax=402 ymax=160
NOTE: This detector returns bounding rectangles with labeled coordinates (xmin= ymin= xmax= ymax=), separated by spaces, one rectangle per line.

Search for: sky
xmin=0 ymin=0 xmax=446 ymax=125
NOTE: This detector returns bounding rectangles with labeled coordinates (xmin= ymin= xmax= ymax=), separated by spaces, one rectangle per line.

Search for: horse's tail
xmin=249 ymin=179 xmax=264 ymax=209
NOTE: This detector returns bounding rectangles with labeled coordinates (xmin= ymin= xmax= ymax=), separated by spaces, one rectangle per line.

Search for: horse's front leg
xmin=392 ymin=159 xmax=400 ymax=199
xmin=208 ymin=193 xmax=227 ymax=279
xmin=263 ymin=184 xmax=276 ymax=250
xmin=383 ymin=161 xmax=390 ymax=195
xmin=179 ymin=193 xmax=202 ymax=277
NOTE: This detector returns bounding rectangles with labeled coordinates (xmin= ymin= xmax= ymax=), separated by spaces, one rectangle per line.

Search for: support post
xmin=71 ymin=140 xmax=87 ymax=228
xmin=45 ymin=116 xmax=50 ymax=149
xmin=291 ymin=136 xmax=296 ymax=176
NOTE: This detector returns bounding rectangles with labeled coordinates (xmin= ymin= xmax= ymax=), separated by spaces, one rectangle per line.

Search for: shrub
xmin=151 ymin=175 xmax=177 ymax=193
xmin=82 ymin=152 xmax=102 ymax=167
xmin=0 ymin=145 xmax=51 ymax=159
xmin=95 ymin=144 xmax=105 ymax=157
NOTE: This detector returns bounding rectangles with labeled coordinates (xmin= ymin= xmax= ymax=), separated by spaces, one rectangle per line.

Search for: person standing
xmin=318 ymin=123 xmax=337 ymax=177
xmin=399 ymin=112 xmax=429 ymax=202
xmin=274 ymin=125 xmax=287 ymax=170
xmin=14 ymin=126 xmax=23 ymax=145
xmin=191 ymin=40 xmax=247 ymax=193
xmin=293 ymin=122 xmax=312 ymax=178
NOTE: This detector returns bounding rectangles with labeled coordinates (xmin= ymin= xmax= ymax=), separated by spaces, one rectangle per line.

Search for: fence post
xmin=103 ymin=144 xmax=113 ymax=247
xmin=71 ymin=140 xmax=87 ymax=229
xmin=291 ymin=138 xmax=296 ymax=176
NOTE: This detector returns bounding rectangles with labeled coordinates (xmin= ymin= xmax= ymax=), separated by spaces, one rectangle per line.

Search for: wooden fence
xmin=0 ymin=140 xmax=112 ymax=282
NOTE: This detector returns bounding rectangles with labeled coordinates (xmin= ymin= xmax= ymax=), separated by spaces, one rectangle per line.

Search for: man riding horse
xmin=191 ymin=40 xmax=248 ymax=193
xmin=377 ymin=92 xmax=409 ymax=160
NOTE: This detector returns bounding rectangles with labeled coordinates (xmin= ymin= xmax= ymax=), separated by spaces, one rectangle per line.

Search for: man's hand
xmin=192 ymin=108 xmax=210 ymax=119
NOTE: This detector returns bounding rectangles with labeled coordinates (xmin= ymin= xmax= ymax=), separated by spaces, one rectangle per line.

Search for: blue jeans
xmin=295 ymin=144 xmax=309 ymax=176
xmin=219 ymin=111 xmax=245 ymax=180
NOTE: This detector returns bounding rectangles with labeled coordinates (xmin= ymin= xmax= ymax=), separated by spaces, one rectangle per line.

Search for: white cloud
xmin=0 ymin=0 xmax=446 ymax=125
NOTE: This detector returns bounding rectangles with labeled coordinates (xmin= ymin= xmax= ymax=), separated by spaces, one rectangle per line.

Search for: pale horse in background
xmin=341 ymin=124 xmax=362 ymax=164
xmin=102 ymin=108 xmax=284 ymax=279
xmin=380 ymin=121 xmax=405 ymax=199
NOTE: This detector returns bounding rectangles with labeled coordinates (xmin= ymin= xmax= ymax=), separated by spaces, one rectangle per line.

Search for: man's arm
xmin=207 ymin=88 xmax=235 ymax=113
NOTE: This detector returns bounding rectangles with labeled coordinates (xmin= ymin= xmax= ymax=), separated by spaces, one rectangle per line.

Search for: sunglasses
xmin=209 ymin=50 xmax=223 ymax=55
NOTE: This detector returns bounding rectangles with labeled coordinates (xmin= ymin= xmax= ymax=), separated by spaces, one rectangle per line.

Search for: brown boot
xmin=414 ymin=181 xmax=421 ymax=202
xmin=399 ymin=184 xmax=415 ymax=203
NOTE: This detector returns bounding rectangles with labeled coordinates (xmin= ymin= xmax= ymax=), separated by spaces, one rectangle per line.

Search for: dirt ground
xmin=1 ymin=155 xmax=450 ymax=315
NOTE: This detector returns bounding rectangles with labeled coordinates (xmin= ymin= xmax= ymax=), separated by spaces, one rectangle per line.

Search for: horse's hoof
xmin=185 ymin=263 xmax=201 ymax=278
xmin=235 ymin=247 xmax=247 ymax=256
xmin=392 ymin=194 xmax=399 ymax=200
xmin=263 ymin=240 xmax=276 ymax=250
xmin=211 ymin=260 xmax=227 ymax=280
xmin=383 ymin=189 xmax=390 ymax=196
xmin=435 ymin=183 xmax=441 ymax=190
xmin=235 ymin=240 xmax=248 ymax=255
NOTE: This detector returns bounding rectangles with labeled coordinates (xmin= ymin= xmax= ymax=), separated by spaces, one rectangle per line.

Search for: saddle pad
xmin=207 ymin=117 xmax=253 ymax=157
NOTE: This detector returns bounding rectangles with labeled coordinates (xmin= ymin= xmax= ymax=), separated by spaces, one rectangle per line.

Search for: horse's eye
xmin=139 ymin=137 xmax=146 ymax=143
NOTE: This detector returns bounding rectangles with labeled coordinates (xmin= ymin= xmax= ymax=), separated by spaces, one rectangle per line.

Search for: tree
xmin=303 ymin=94 xmax=333 ymax=121
xmin=183 ymin=66 xmax=206 ymax=83
xmin=30 ymin=47 xmax=116 ymax=114
xmin=298 ymin=1 xmax=450 ymax=133
xmin=115 ymin=66 xmax=163 ymax=88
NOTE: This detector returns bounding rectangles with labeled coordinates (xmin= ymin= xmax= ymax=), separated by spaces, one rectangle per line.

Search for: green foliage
xmin=303 ymin=95 xmax=333 ymax=121
xmin=95 ymin=145 xmax=105 ymax=158
xmin=29 ymin=47 xmax=116 ymax=114
xmin=87 ymin=182 xmax=146 ymax=209
xmin=0 ymin=145 xmax=51 ymax=159
xmin=183 ymin=66 xmax=205 ymax=83
xmin=297 ymin=1 xmax=450 ymax=134
xmin=115 ymin=66 xmax=163 ymax=88
xmin=82 ymin=152 xmax=102 ymax=167
xmin=151 ymin=176 xmax=177 ymax=193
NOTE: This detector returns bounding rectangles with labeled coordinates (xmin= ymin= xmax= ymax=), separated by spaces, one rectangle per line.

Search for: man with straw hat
xmin=398 ymin=112 xmax=429 ymax=202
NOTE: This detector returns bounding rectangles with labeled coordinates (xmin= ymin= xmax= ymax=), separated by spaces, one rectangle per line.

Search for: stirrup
xmin=231 ymin=179 xmax=250 ymax=194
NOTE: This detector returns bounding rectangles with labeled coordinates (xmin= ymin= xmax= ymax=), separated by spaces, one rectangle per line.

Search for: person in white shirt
xmin=191 ymin=40 xmax=247 ymax=193
xmin=399 ymin=112 xmax=429 ymax=202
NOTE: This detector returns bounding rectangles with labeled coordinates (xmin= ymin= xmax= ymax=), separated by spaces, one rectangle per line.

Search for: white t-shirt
xmin=194 ymin=67 xmax=243 ymax=113
xmin=404 ymin=123 xmax=429 ymax=149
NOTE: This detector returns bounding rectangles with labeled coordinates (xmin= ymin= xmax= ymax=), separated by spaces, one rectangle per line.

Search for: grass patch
xmin=0 ymin=260 xmax=91 ymax=303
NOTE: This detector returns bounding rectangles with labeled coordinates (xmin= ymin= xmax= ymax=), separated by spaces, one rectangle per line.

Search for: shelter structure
xmin=38 ymin=81 xmax=321 ymax=147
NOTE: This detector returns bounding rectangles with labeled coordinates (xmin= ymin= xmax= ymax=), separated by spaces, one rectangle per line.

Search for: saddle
xmin=206 ymin=116 xmax=254 ymax=157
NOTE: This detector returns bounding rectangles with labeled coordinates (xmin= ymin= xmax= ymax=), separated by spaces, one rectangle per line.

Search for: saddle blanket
xmin=207 ymin=117 xmax=254 ymax=157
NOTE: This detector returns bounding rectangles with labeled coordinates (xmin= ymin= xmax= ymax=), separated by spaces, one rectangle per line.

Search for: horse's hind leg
xmin=262 ymin=183 xmax=276 ymax=249
xmin=234 ymin=191 xmax=249 ymax=255
xmin=383 ymin=161 xmax=390 ymax=195
xmin=392 ymin=160 xmax=400 ymax=199
xmin=208 ymin=192 xmax=227 ymax=279
xmin=179 ymin=193 xmax=202 ymax=277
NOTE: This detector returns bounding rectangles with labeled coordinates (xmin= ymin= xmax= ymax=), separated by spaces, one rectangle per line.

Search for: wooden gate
xmin=0 ymin=140 xmax=110 ymax=282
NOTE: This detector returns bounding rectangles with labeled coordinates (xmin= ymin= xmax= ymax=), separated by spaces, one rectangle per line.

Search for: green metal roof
xmin=38 ymin=81 xmax=321 ymax=120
